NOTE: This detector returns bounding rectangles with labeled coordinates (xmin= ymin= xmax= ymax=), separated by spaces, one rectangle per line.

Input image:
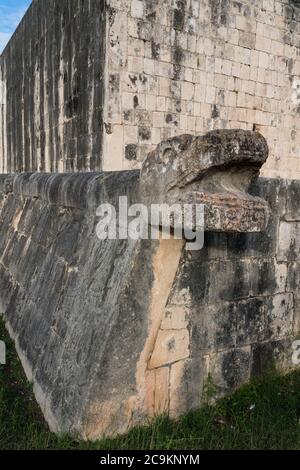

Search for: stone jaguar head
xmin=139 ymin=129 xmax=270 ymax=232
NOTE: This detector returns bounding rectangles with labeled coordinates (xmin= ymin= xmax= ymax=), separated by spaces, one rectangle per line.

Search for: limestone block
xmin=205 ymin=347 xmax=251 ymax=395
xmin=148 ymin=330 xmax=190 ymax=369
xmin=131 ymin=0 xmax=144 ymax=18
xmin=265 ymin=293 xmax=294 ymax=340
xmin=236 ymin=297 xmax=266 ymax=346
xmin=249 ymin=259 xmax=287 ymax=296
xmin=169 ymin=356 xmax=206 ymax=418
xmin=285 ymin=180 xmax=300 ymax=221
xmin=161 ymin=305 xmax=189 ymax=330
xmin=251 ymin=338 xmax=295 ymax=378
xmin=154 ymin=367 xmax=170 ymax=414
xmin=277 ymin=221 xmax=300 ymax=261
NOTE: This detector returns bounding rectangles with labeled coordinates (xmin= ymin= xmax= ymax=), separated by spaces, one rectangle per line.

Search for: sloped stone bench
xmin=0 ymin=130 xmax=299 ymax=439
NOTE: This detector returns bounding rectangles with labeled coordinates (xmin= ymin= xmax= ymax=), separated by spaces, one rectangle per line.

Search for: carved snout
xmin=139 ymin=130 xmax=270 ymax=233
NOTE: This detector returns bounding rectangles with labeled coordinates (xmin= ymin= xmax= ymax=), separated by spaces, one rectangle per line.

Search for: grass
xmin=1 ymin=319 xmax=300 ymax=450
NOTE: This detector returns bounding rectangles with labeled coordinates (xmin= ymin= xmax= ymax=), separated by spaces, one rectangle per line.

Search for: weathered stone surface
xmin=249 ymin=259 xmax=287 ymax=296
xmin=287 ymin=263 xmax=300 ymax=334
xmin=148 ymin=330 xmax=189 ymax=369
xmin=0 ymin=171 xmax=145 ymax=438
xmin=265 ymin=293 xmax=294 ymax=340
xmin=140 ymin=130 xmax=270 ymax=232
xmin=206 ymin=347 xmax=252 ymax=395
xmin=251 ymin=338 xmax=295 ymax=379
xmin=239 ymin=177 xmax=287 ymax=257
xmin=0 ymin=0 xmax=300 ymax=441
xmin=0 ymin=166 xmax=299 ymax=439
xmin=0 ymin=0 xmax=106 ymax=173
xmin=277 ymin=221 xmax=300 ymax=261
xmin=2 ymin=1 xmax=300 ymax=178
xmin=285 ymin=180 xmax=300 ymax=221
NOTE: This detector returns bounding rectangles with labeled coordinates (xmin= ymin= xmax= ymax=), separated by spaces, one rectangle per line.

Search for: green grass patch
xmin=1 ymin=319 xmax=300 ymax=450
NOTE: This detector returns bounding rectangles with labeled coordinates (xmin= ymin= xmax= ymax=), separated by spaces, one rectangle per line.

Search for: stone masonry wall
xmin=105 ymin=0 xmax=300 ymax=178
xmin=2 ymin=1 xmax=300 ymax=176
xmin=0 ymin=0 xmax=106 ymax=173
xmin=0 ymin=171 xmax=299 ymax=438
xmin=169 ymin=177 xmax=300 ymax=407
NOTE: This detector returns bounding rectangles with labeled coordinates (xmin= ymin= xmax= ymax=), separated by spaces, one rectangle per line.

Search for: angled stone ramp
xmin=1 ymin=131 xmax=297 ymax=440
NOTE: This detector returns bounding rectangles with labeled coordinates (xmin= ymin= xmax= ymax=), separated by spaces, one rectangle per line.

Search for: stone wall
xmin=0 ymin=170 xmax=299 ymax=439
xmin=2 ymin=1 xmax=300 ymax=176
xmin=0 ymin=0 xmax=106 ymax=173
xmin=106 ymin=0 xmax=300 ymax=177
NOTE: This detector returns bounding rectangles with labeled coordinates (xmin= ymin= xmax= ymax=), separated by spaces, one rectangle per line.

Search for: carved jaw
xmin=139 ymin=130 xmax=270 ymax=233
xmin=176 ymin=188 xmax=269 ymax=232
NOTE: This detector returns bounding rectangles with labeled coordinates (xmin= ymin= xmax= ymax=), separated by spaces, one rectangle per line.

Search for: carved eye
xmin=162 ymin=148 xmax=173 ymax=159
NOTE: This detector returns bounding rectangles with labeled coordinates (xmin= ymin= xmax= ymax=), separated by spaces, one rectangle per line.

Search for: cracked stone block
xmin=160 ymin=305 xmax=189 ymax=330
xmin=149 ymin=330 xmax=190 ymax=369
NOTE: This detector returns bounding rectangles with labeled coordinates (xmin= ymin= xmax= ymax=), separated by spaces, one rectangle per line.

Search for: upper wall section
xmin=0 ymin=0 xmax=106 ymax=173
xmin=2 ymin=0 xmax=300 ymax=177
xmin=104 ymin=0 xmax=300 ymax=177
